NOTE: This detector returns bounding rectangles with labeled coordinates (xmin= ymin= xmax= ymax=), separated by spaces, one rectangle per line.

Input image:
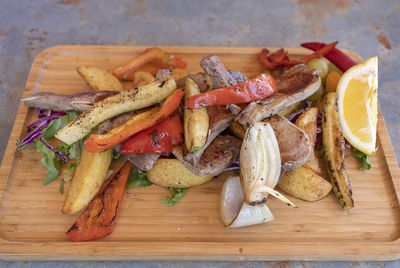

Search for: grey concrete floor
xmin=0 ymin=0 xmax=399 ymax=267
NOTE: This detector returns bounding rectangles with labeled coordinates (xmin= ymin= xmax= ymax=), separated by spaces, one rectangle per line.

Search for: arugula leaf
xmin=126 ymin=167 xmax=152 ymax=189
xmin=59 ymin=179 xmax=65 ymax=194
xmin=112 ymin=149 xmax=120 ymax=160
xmin=43 ymin=111 xmax=79 ymax=139
xmin=32 ymin=111 xmax=82 ymax=185
xmin=35 ymin=138 xmax=62 ymax=185
xmin=233 ymin=169 xmax=240 ymax=175
xmin=57 ymin=140 xmax=83 ymax=160
xmin=353 ymin=148 xmax=371 ymax=170
xmin=162 ymin=188 xmax=188 ymax=206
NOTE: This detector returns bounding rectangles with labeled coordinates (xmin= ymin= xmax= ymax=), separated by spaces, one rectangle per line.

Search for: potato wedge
xmin=277 ymin=101 xmax=303 ymax=118
xmin=171 ymin=68 xmax=189 ymax=81
xmin=278 ymin=166 xmax=332 ymax=201
xmin=322 ymin=92 xmax=354 ymax=209
xmin=147 ymin=158 xmax=213 ymax=188
xmin=77 ymin=66 xmax=124 ymax=91
xmin=184 ymin=78 xmax=209 ymax=152
xmin=132 ymin=71 xmax=155 ymax=88
xmin=295 ymin=107 xmax=321 ymax=173
xmin=62 ymin=147 xmax=113 ymax=215
xmin=229 ymin=121 xmax=246 ymax=139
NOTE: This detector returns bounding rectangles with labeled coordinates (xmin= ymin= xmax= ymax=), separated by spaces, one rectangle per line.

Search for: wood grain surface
xmin=0 ymin=46 xmax=399 ymax=261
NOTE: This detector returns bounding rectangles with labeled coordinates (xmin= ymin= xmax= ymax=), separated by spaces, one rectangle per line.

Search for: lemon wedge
xmin=337 ymin=56 xmax=378 ymax=155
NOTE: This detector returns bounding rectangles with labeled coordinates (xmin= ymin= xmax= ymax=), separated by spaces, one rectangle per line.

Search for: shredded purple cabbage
xmin=18 ymin=120 xmax=50 ymax=147
xmin=224 ymin=161 xmax=240 ymax=172
xmin=18 ymin=109 xmax=68 ymax=162
xmin=27 ymin=112 xmax=65 ymax=131
xmin=39 ymin=136 xmax=68 ymax=163
xmin=287 ymin=100 xmax=312 ymax=123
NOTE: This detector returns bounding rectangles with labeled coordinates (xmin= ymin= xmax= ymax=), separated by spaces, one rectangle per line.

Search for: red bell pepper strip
xmin=260 ymin=42 xmax=337 ymax=70
xmin=301 ymin=42 xmax=357 ymax=72
xmin=300 ymin=41 xmax=338 ymax=63
xmin=120 ymin=114 xmax=183 ymax=155
xmin=66 ymin=161 xmax=132 ymax=242
xmin=84 ymin=88 xmax=184 ymax=153
xmin=185 ymin=73 xmax=277 ymax=108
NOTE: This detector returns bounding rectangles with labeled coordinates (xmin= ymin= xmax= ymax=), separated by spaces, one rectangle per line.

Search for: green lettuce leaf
xmin=162 ymin=188 xmax=188 ymax=206
xmin=35 ymin=138 xmax=62 ymax=185
xmin=43 ymin=111 xmax=79 ymax=139
xmin=126 ymin=167 xmax=152 ymax=188
xmin=353 ymin=148 xmax=371 ymax=170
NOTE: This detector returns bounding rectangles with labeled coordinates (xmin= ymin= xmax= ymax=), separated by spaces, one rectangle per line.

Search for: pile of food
xmin=18 ymin=43 xmax=378 ymax=241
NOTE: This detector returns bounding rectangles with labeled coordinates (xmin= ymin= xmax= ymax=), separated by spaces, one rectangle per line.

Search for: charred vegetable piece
xmin=55 ymin=77 xmax=177 ymax=145
xmin=112 ymin=47 xmax=170 ymax=80
xmin=76 ymin=66 xmax=124 ymax=91
xmin=185 ymin=73 xmax=277 ymax=108
xmin=184 ymin=78 xmax=209 ymax=152
xmin=301 ymin=42 xmax=357 ymax=72
xmin=84 ymin=88 xmax=184 ymax=153
xmin=147 ymin=158 xmax=213 ymax=188
xmin=322 ymin=93 xmax=354 ymax=209
xmin=132 ymin=71 xmax=155 ymax=88
xmin=278 ymin=166 xmax=332 ymax=201
xmin=62 ymin=147 xmax=113 ymax=215
xmin=295 ymin=107 xmax=321 ymax=173
xmin=66 ymin=161 xmax=132 ymax=242
xmin=120 ymin=114 xmax=184 ymax=154
xmin=259 ymin=42 xmax=337 ymax=70
xmin=229 ymin=121 xmax=246 ymax=139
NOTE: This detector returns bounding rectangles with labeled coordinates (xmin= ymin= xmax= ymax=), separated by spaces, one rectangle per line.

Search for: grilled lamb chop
xmin=235 ymin=64 xmax=320 ymax=127
xmin=21 ymin=91 xmax=118 ymax=112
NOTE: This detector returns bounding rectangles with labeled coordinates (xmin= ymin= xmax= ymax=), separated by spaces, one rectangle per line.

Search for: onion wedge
xmin=240 ymin=122 xmax=296 ymax=207
xmin=220 ymin=176 xmax=273 ymax=228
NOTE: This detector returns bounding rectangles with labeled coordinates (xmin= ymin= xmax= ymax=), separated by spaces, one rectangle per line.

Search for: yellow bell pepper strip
xmin=66 ymin=161 xmax=132 ymax=242
xmin=185 ymin=73 xmax=277 ymax=108
xmin=84 ymin=88 xmax=184 ymax=153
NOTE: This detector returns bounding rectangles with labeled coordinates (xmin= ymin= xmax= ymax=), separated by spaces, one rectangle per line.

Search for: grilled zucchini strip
xmin=322 ymin=92 xmax=354 ymax=209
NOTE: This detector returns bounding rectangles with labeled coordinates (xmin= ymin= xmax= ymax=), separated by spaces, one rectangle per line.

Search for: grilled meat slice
xmin=200 ymin=56 xmax=237 ymax=89
xmin=97 ymin=111 xmax=138 ymax=134
xmin=262 ymin=115 xmax=311 ymax=171
xmin=236 ymin=64 xmax=320 ymax=127
xmin=127 ymin=154 xmax=160 ymax=171
xmin=21 ymin=91 xmax=118 ymax=112
xmin=176 ymin=72 xmax=210 ymax=92
xmin=156 ymin=69 xmax=210 ymax=92
xmin=228 ymin=70 xmax=248 ymax=83
xmin=173 ymin=56 xmax=237 ymax=168
xmin=173 ymin=135 xmax=241 ymax=176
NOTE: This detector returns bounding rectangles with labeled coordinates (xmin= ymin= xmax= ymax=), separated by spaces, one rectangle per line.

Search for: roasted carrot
xmin=84 ymin=88 xmax=184 ymax=153
xmin=66 ymin=161 xmax=132 ymax=242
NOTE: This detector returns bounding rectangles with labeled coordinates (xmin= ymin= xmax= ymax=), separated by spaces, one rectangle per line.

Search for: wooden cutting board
xmin=0 ymin=46 xmax=399 ymax=261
